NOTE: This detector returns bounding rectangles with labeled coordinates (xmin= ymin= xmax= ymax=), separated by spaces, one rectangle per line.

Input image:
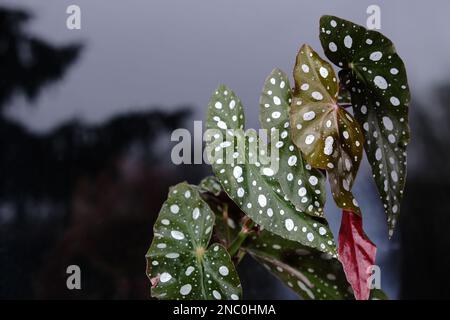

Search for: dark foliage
xmin=0 ymin=7 xmax=82 ymax=108
xmin=0 ymin=6 xmax=198 ymax=299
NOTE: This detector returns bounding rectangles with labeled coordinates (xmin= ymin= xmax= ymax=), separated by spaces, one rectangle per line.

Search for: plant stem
xmin=234 ymin=249 xmax=247 ymax=265
xmin=221 ymin=203 xmax=231 ymax=244
xmin=228 ymin=218 xmax=255 ymax=257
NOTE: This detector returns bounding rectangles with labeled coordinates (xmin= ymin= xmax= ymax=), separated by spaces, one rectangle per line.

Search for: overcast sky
xmin=3 ymin=0 xmax=450 ymax=132
xmin=2 ymin=0 xmax=449 ymax=298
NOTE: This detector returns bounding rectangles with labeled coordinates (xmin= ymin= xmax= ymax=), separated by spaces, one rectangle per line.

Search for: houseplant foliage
xmin=319 ymin=16 xmax=410 ymax=236
xmin=146 ymin=15 xmax=409 ymax=300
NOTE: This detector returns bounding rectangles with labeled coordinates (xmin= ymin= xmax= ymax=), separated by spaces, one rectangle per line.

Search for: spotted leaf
xmin=206 ymin=85 xmax=337 ymax=255
xmin=199 ymin=176 xmax=242 ymax=246
xmin=207 ymin=186 xmax=388 ymax=300
xmin=199 ymin=176 xmax=223 ymax=196
xmin=244 ymin=230 xmax=352 ymax=300
xmin=319 ymin=15 xmax=410 ymax=235
xmin=145 ymin=183 xmax=242 ymax=300
xmin=259 ymin=68 xmax=326 ymax=217
xmin=290 ymin=44 xmax=364 ymax=213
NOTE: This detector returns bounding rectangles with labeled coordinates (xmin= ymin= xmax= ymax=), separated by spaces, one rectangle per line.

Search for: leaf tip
xmin=338 ymin=210 xmax=377 ymax=300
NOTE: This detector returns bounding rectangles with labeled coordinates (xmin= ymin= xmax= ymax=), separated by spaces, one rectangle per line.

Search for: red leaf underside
xmin=338 ymin=210 xmax=377 ymax=300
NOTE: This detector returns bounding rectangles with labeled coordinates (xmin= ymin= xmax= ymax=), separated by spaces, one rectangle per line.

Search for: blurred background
xmin=0 ymin=0 xmax=449 ymax=299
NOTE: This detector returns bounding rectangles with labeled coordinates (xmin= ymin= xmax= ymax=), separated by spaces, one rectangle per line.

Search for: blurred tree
xmin=0 ymin=6 xmax=197 ymax=299
xmin=0 ymin=7 xmax=81 ymax=108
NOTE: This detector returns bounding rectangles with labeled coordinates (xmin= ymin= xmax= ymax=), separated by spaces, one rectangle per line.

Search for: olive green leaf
xmin=205 ymin=85 xmax=337 ymax=256
xmin=370 ymin=289 xmax=389 ymax=300
xmin=290 ymin=44 xmax=364 ymax=213
xmin=145 ymin=183 xmax=241 ymax=300
xmin=319 ymin=15 xmax=410 ymax=235
xmin=201 ymin=186 xmax=351 ymax=300
xmin=259 ymin=68 xmax=326 ymax=217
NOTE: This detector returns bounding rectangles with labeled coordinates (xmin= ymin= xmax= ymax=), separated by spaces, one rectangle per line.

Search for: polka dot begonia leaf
xmin=199 ymin=176 xmax=223 ymax=196
xmin=244 ymin=230 xmax=352 ymax=300
xmin=205 ymin=85 xmax=337 ymax=256
xmin=319 ymin=16 xmax=410 ymax=236
xmin=205 ymin=181 xmax=389 ymax=300
xmin=204 ymin=184 xmax=349 ymax=300
xmin=290 ymin=44 xmax=363 ymax=214
xmin=259 ymin=68 xmax=327 ymax=218
xmin=146 ymin=183 xmax=242 ymax=300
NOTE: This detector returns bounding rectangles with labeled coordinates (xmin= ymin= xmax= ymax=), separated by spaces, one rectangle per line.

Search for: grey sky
xmin=3 ymin=0 xmax=449 ymax=132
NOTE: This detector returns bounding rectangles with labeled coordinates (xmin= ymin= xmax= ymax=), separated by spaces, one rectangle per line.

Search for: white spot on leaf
xmin=213 ymin=290 xmax=221 ymax=300
xmin=305 ymin=135 xmax=315 ymax=145
xmin=219 ymin=266 xmax=229 ymax=276
xmin=160 ymin=272 xmax=172 ymax=283
xmin=303 ymin=111 xmax=316 ymax=121
xmin=180 ymin=284 xmax=192 ymax=295
xmin=258 ymin=194 xmax=267 ymax=207
xmin=312 ymin=91 xmax=323 ymax=101
xmin=273 ymin=96 xmax=281 ymax=105
xmin=329 ymin=42 xmax=338 ymax=52
xmin=171 ymin=230 xmax=185 ymax=240
xmin=285 ymin=219 xmax=294 ymax=231
xmin=324 ymin=136 xmax=334 ymax=155
xmin=369 ymin=51 xmax=383 ymax=61
xmin=374 ymin=76 xmax=388 ymax=90
xmin=344 ymin=35 xmax=353 ymax=48
xmin=382 ymin=117 xmax=394 ymax=131
xmin=192 ymin=208 xmax=200 ymax=220
xmin=170 ymin=205 xmax=179 ymax=214
xmin=319 ymin=67 xmax=329 ymax=78
xmin=185 ymin=266 xmax=195 ymax=276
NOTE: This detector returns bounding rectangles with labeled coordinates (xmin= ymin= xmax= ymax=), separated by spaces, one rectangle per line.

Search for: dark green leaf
xmin=244 ymin=230 xmax=352 ymax=300
xmin=205 ymin=85 xmax=337 ymax=256
xmin=199 ymin=176 xmax=242 ymax=247
xmin=370 ymin=288 xmax=389 ymax=300
xmin=338 ymin=84 xmax=352 ymax=105
xmin=199 ymin=176 xmax=223 ymax=196
xmin=259 ymin=68 xmax=327 ymax=217
xmin=290 ymin=44 xmax=363 ymax=213
xmin=146 ymin=183 xmax=241 ymax=300
xmin=319 ymin=15 xmax=410 ymax=235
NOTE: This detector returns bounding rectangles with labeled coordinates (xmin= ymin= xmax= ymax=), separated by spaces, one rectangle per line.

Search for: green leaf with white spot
xmin=244 ymin=229 xmax=353 ymax=300
xmin=145 ymin=183 xmax=241 ymax=300
xmin=205 ymin=85 xmax=337 ymax=256
xmin=201 ymin=184 xmax=347 ymax=300
xmin=199 ymin=176 xmax=223 ymax=196
xmin=199 ymin=176 xmax=242 ymax=247
xmin=290 ymin=44 xmax=364 ymax=213
xmin=205 ymin=184 xmax=389 ymax=300
xmin=259 ymin=68 xmax=326 ymax=217
xmin=319 ymin=15 xmax=410 ymax=235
